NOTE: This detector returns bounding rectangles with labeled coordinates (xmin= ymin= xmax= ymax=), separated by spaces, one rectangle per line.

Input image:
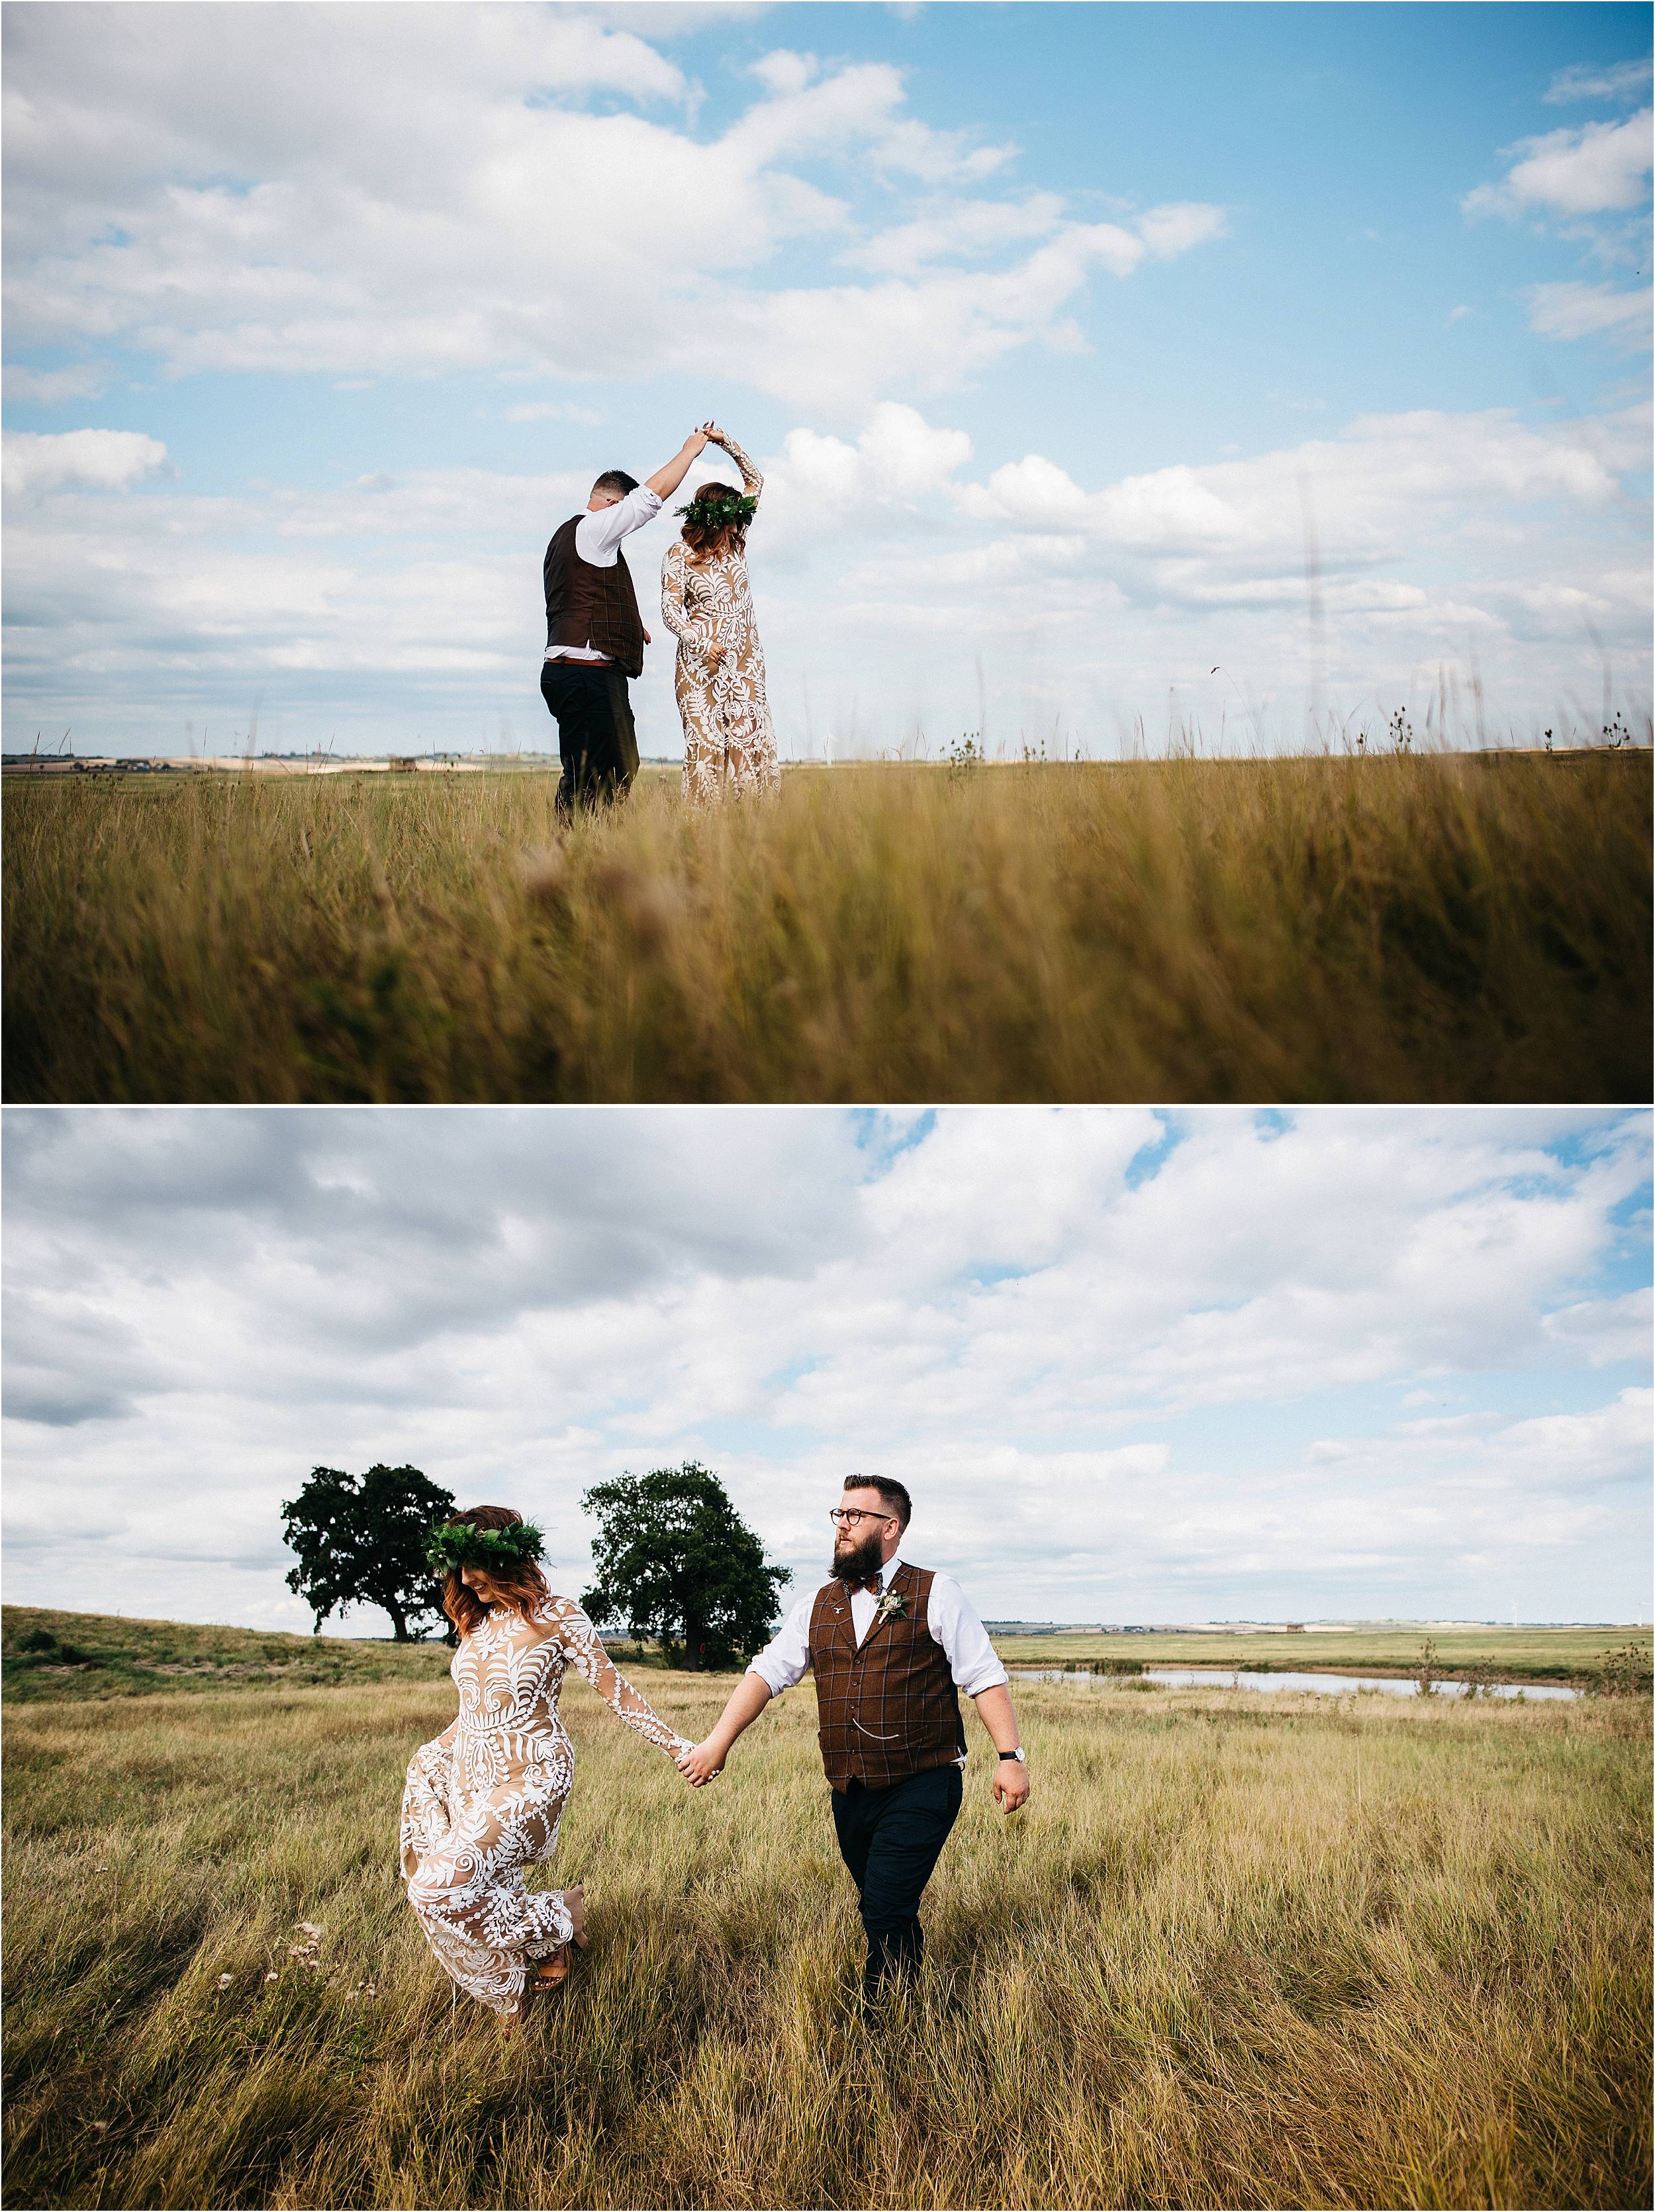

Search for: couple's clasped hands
xmin=676 ymin=1738 xmax=725 ymax=1787
xmin=684 ymin=420 xmax=731 ymax=459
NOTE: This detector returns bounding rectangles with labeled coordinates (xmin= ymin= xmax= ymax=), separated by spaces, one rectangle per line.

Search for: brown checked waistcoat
xmin=543 ymin=516 xmax=646 ymax=678
xmin=808 ymin=1562 xmax=966 ymax=1790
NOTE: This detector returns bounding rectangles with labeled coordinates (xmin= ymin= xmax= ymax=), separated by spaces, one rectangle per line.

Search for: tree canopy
xmin=581 ymin=1462 xmax=791 ymax=1671
xmin=281 ymin=1463 xmax=455 ymax=1641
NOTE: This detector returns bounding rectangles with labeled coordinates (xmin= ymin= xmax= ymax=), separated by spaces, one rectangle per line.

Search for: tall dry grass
xmin=4 ymin=1667 xmax=1648 ymax=2208
xmin=4 ymin=754 xmax=1648 ymax=1101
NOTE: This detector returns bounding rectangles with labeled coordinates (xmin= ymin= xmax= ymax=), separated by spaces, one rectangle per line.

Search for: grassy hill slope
xmin=1 ymin=1606 xmax=454 ymax=1704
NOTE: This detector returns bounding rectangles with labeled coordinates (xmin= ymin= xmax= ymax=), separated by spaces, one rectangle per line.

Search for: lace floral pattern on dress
xmin=399 ymin=1593 xmax=690 ymax=2015
xmin=661 ymin=435 xmax=779 ymax=804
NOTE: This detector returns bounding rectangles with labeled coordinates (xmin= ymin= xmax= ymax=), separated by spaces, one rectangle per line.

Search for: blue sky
xmin=3 ymin=3 xmax=1650 ymax=757
xmin=4 ymin=1105 xmax=1649 ymax=1633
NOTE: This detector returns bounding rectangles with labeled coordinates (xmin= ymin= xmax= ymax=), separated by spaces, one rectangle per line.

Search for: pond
xmin=1010 ymin=1665 xmax=1581 ymax=1701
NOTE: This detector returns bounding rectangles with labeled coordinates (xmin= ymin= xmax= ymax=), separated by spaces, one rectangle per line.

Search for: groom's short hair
xmin=591 ymin=469 xmax=639 ymax=500
xmin=845 ymin=1474 xmax=911 ymax=1528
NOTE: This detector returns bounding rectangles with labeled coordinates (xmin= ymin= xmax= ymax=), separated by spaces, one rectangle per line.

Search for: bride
xmin=661 ymin=424 xmax=780 ymax=802
xmin=399 ymin=1506 xmax=692 ymax=2024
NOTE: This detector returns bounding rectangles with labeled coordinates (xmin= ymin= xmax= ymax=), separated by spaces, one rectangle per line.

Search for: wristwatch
xmin=999 ymin=1747 xmax=1027 ymax=1763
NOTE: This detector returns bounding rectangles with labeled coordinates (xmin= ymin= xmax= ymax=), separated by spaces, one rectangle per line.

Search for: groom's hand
xmin=677 ymin=1739 xmax=725 ymax=1787
xmin=991 ymin=1758 xmax=1030 ymax=1814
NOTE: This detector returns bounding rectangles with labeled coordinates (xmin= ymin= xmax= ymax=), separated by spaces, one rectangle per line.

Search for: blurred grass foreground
xmin=4 ymin=753 xmax=1648 ymax=1101
xmin=3 ymin=1606 xmax=1649 ymax=2211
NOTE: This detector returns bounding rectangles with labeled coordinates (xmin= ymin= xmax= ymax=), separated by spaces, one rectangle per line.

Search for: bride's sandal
xmin=508 ymin=1949 xmax=569 ymax=2028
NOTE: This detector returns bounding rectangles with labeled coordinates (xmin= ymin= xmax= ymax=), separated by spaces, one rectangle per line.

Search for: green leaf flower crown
xmin=675 ymin=484 xmax=757 ymax=533
xmin=425 ymin=1520 xmax=545 ymax=1576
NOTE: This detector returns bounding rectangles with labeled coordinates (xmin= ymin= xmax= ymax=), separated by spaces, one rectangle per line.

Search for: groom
xmin=679 ymin=1476 xmax=1029 ymax=2009
xmin=541 ymin=425 xmax=710 ymax=819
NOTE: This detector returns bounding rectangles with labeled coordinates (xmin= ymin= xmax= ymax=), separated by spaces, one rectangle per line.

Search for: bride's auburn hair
xmin=439 ymin=1504 xmax=550 ymax=1639
xmin=681 ymin=512 xmax=747 ymax=561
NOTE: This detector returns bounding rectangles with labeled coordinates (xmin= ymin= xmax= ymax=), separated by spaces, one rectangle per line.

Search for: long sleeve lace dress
xmin=660 ymin=435 xmax=780 ymax=803
xmin=399 ymin=1592 xmax=690 ymax=2015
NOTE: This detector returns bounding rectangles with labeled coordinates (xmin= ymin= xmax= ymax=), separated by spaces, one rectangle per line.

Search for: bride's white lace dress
xmin=399 ymin=1592 xmax=689 ymax=2014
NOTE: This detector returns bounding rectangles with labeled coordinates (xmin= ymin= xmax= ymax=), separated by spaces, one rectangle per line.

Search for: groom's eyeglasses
xmin=829 ymin=1508 xmax=895 ymax=1528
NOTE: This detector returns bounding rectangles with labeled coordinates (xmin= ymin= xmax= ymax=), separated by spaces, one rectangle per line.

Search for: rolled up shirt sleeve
xmin=746 ymin=1585 xmax=817 ymax=1696
xmin=574 ymin=484 xmax=663 ymax=563
xmin=927 ymin=1574 xmax=1010 ymax=1696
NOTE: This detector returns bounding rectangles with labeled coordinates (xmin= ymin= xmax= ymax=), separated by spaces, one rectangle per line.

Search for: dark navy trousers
xmin=540 ymin=657 xmax=638 ymax=817
xmin=830 ymin=1763 xmax=963 ymax=2002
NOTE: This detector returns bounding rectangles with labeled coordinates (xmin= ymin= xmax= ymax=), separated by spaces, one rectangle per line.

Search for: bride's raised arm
xmin=710 ymin=429 xmax=762 ymax=508
xmin=547 ymin=1596 xmax=691 ymax=1757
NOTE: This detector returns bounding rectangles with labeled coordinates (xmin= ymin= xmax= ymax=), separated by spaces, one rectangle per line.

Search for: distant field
xmin=5 ymin=751 xmax=1648 ymax=1102
xmin=995 ymin=1626 xmax=1653 ymax=1684
xmin=5 ymin=1632 xmax=1648 ymax=2210
xmin=8 ymin=1609 xmax=1646 ymax=1710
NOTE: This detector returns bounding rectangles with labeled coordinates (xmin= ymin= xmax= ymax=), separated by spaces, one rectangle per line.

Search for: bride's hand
xmin=703 ymin=424 xmax=730 ymax=449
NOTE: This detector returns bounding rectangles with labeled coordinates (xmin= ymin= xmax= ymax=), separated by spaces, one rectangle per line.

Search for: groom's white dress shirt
xmin=747 ymin=1554 xmax=1010 ymax=1705
xmin=544 ymin=483 xmax=664 ymax=665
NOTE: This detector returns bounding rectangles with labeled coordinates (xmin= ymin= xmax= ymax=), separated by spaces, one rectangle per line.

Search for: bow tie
xmin=848 ymin=1573 xmax=884 ymax=1596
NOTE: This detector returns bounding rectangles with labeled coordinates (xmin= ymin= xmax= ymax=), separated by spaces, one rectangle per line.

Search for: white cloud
xmin=1543 ymin=58 xmax=1654 ymax=106
xmin=951 ymin=409 xmax=1637 ymax=571
xmin=6 ymin=396 xmax=1649 ymax=755
xmin=1525 ymin=279 xmax=1652 ymax=343
xmin=2 ymin=361 xmax=109 ymax=403
xmin=3 ymin=1107 xmax=1648 ymax=1628
xmin=1 ymin=13 xmax=1221 ymax=414
xmin=1542 ymin=1287 xmax=1654 ymax=1367
xmin=764 ymin=401 xmax=973 ymax=522
xmin=1 ymin=428 xmax=168 ymax=496
xmin=1463 ymin=109 xmax=1653 ymax=219
xmin=502 ymin=400 xmax=604 ymax=424
xmin=1133 ymin=201 xmax=1229 ymax=260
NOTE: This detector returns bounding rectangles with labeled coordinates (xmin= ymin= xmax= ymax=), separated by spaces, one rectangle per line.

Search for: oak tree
xmin=282 ymin=1462 xmax=456 ymax=1641
xmin=581 ymin=1462 xmax=790 ymax=1671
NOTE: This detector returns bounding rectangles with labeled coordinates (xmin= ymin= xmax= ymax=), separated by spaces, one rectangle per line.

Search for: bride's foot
xmin=508 ymin=1947 xmax=571 ymax=2027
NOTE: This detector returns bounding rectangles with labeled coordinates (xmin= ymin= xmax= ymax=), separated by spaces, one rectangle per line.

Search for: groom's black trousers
xmin=540 ymin=658 xmax=639 ymax=818
xmin=831 ymin=1763 xmax=963 ymax=2000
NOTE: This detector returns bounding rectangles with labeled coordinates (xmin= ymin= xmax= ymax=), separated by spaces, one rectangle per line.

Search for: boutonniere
xmin=875 ymin=1586 xmax=908 ymax=1624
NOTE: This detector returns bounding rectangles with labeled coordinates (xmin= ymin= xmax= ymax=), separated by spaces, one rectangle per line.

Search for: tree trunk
xmin=683 ymin=1619 xmax=704 ymax=1671
xmin=385 ymin=1598 xmax=410 ymax=1643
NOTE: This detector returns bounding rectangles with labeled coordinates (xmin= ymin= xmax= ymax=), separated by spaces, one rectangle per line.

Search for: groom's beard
xmin=831 ymin=1530 xmax=885 ymax=1587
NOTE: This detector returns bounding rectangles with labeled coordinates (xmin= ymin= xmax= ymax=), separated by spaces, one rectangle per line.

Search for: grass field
xmin=4 ymin=751 xmax=1648 ymax=1102
xmin=3 ymin=1618 xmax=1650 ymax=2208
